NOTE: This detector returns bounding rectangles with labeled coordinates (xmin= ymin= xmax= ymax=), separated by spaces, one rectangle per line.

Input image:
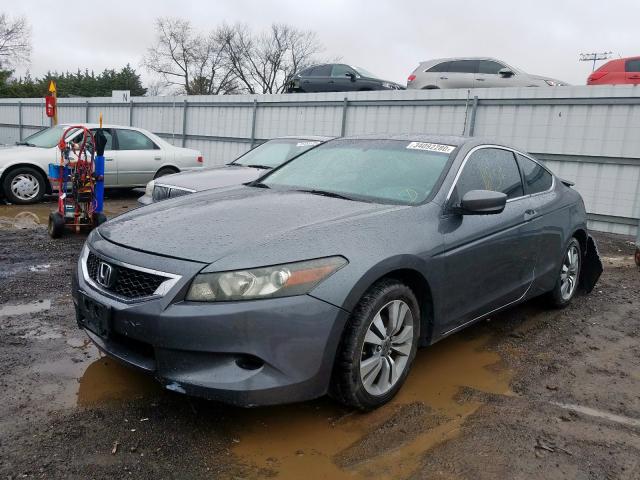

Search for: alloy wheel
xmin=560 ymin=244 xmax=580 ymax=300
xmin=359 ymin=299 xmax=414 ymax=396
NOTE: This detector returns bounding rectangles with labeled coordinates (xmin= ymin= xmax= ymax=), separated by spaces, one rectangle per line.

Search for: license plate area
xmin=78 ymin=292 xmax=112 ymax=338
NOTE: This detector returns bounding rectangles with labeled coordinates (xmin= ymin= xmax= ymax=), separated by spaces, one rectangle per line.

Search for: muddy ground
xmin=0 ymin=192 xmax=639 ymax=480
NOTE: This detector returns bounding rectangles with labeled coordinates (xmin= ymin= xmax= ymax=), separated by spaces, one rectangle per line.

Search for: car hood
xmin=98 ymin=186 xmax=405 ymax=264
xmin=0 ymin=145 xmax=50 ymax=159
xmin=157 ymin=165 xmax=265 ymax=191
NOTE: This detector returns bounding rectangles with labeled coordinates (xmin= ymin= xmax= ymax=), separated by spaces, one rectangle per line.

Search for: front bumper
xmin=72 ymin=241 xmax=348 ymax=407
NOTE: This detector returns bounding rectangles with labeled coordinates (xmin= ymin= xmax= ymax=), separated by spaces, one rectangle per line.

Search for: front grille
xmin=86 ymin=252 xmax=168 ymax=299
xmin=152 ymin=185 xmax=193 ymax=202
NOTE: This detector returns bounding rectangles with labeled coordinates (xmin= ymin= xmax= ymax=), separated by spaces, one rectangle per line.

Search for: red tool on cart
xmin=47 ymin=125 xmax=107 ymax=238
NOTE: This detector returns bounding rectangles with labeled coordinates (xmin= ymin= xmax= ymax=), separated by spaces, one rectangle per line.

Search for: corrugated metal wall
xmin=0 ymin=86 xmax=639 ymax=237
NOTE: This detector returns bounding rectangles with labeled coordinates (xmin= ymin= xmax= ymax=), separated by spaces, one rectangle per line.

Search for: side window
xmin=625 ymin=59 xmax=640 ymax=72
xmin=90 ymin=129 xmax=114 ymax=150
xmin=115 ymin=129 xmax=157 ymax=150
xmin=478 ymin=60 xmax=506 ymax=75
xmin=517 ymin=154 xmax=553 ymax=194
xmin=455 ymin=148 xmax=524 ymax=201
xmin=298 ymin=67 xmax=314 ymax=77
xmin=448 ymin=60 xmax=479 ymax=74
xmin=426 ymin=61 xmax=451 ymax=73
xmin=308 ymin=65 xmax=332 ymax=76
xmin=331 ymin=64 xmax=357 ymax=77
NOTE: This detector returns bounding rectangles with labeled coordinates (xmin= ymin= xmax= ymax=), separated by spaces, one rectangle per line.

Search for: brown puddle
xmin=77 ymin=357 xmax=161 ymax=406
xmin=229 ymin=335 xmax=511 ymax=479
xmin=0 ymin=198 xmax=136 ymax=229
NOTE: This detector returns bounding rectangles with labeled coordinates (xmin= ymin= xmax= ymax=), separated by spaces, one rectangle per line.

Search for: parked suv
xmin=287 ymin=64 xmax=403 ymax=93
xmin=407 ymin=58 xmax=568 ymax=90
xmin=587 ymin=57 xmax=640 ymax=85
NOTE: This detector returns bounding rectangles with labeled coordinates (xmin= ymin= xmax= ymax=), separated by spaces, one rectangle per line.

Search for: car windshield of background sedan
xmin=261 ymin=139 xmax=453 ymax=205
xmin=18 ymin=125 xmax=79 ymax=148
xmin=232 ymin=138 xmax=321 ymax=169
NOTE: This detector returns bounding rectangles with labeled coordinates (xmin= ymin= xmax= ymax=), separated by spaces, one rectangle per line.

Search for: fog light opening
xmin=235 ymin=355 xmax=264 ymax=371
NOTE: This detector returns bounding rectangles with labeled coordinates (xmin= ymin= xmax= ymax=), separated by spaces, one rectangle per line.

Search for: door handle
xmin=476 ymin=78 xmax=485 ymax=81
xmin=629 ymin=75 xmax=640 ymax=79
xmin=154 ymin=157 xmax=161 ymax=161
xmin=439 ymin=76 xmax=448 ymax=80
xmin=524 ymin=209 xmax=536 ymax=220
xmin=105 ymin=157 xmax=114 ymax=162
xmin=302 ymin=80 xmax=310 ymax=84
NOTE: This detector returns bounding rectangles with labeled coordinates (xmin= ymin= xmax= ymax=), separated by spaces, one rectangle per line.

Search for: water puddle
xmin=77 ymin=357 xmax=161 ymax=406
xmin=0 ymin=198 xmax=137 ymax=229
xmin=0 ymin=299 xmax=51 ymax=317
xmin=229 ymin=335 xmax=511 ymax=479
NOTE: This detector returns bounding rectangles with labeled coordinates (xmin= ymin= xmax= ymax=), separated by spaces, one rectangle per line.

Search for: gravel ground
xmin=0 ymin=195 xmax=638 ymax=479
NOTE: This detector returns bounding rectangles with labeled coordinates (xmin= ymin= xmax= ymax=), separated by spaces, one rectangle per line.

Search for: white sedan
xmin=0 ymin=123 xmax=204 ymax=204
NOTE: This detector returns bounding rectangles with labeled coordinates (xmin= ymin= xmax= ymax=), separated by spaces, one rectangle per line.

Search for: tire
xmin=330 ymin=279 xmax=421 ymax=410
xmin=154 ymin=167 xmax=178 ymax=179
xmin=2 ymin=167 xmax=46 ymax=204
xmin=48 ymin=212 xmax=65 ymax=239
xmin=548 ymin=237 xmax=582 ymax=308
xmin=93 ymin=212 xmax=107 ymax=227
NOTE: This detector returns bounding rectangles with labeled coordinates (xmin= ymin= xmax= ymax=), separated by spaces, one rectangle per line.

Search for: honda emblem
xmin=97 ymin=261 xmax=114 ymax=288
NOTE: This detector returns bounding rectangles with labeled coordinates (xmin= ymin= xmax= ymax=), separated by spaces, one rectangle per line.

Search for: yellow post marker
xmin=99 ymin=113 xmax=103 ymax=128
xmin=48 ymin=80 xmax=57 ymax=126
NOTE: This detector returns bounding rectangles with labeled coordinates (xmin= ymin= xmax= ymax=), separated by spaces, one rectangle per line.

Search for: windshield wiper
xmin=16 ymin=141 xmax=36 ymax=147
xmin=249 ymin=181 xmax=271 ymax=189
xmin=295 ymin=189 xmax=353 ymax=201
xmin=245 ymin=164 xmax=272 ymax=170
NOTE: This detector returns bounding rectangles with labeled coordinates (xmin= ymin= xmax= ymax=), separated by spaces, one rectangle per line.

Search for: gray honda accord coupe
xmin=72 ymin=134 xmax=599 ymax=410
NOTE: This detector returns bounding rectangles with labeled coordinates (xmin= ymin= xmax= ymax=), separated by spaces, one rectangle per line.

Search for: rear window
xmin=517 ymin=154 xmax=553 ymax=194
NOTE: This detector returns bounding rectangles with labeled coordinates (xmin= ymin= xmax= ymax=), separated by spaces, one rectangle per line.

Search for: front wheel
xmin=2 ymin=167 xmax=46 ymax=204
xmin=330 ymin=279 xmax=420 ymax=410
xmin=549 ymin=238 xmax=582 ymax=308
xmin=48 ymin=212 xmax=65 ymax=238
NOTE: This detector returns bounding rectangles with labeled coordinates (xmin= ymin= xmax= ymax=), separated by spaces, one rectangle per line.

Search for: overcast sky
xmin=8 ymin=0 xmax=639 ymax=89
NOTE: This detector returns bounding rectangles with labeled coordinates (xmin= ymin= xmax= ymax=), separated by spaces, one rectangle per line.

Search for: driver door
xmin=438 ymin=147 xmax=536 ymax=334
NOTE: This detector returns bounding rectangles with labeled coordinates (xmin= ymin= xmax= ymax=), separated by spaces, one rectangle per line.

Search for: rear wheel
xmin=549 ymin=238 xmax=581 ymax=308
xmin=2 ymin=167 xmax=46 ymax=204
xmin=48 ymin=212 xmax=65 ymax=238
xmin=330 ymin=279 xmax=420 ymax=410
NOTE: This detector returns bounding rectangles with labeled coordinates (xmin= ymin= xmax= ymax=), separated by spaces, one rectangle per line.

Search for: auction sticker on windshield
xmin=406 ymin=142 xmax=455 ymax=154
xmin=296 ymin=141 xmax=321 ymax=147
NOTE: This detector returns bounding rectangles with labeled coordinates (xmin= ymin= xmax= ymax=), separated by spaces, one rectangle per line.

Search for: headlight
xmin=545 ymin=80 xmax=559 ymax=86
xmin=144 ymin=180 xmax=155 ymax=196
xmin=382 ymin=82 xmax=398 ymax=90
xmin=186 ymin=256 xmax=347 ymax=302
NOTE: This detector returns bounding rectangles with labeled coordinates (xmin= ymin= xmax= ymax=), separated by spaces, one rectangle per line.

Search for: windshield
xmin=353 ymin=66 xmax=379 ymax=78
xmin=232 ymin=138 xmax=323 ymax=169
xmin=20 ymin=125 xmax=80 ymax=148
xmin=261 ymin=139 xmax=454 ymax=205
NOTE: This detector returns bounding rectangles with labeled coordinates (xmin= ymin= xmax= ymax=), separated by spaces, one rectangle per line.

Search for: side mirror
xmin=498 ymin=68 xmax=514 ymax=77
xmin=459 ymin=190 xmax=507 ymax=215
xmin=345 ymin=72 xmax=357 ymax=82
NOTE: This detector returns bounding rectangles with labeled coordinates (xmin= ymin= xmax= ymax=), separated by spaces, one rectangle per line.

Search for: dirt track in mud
xmin=0 ymin=193 xmax=639 ymax=479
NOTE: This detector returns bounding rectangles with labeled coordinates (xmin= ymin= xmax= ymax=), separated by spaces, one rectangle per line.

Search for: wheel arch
xmin=154 ymin=164 xmax=180 ymax=178
xmin=337 ymin=258 xmax=436 ymax=347
xmin=572 ymin=227 xmax=588 ymax=257
xmin=0 ymin=162 xmax=52 ymax=195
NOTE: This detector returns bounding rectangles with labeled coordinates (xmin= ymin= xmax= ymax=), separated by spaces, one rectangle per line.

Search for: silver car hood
xmin=155 ymin=165 xmax=265 ymax=191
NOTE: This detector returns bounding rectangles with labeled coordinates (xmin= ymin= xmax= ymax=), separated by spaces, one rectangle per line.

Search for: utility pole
xmin=579 ymin=52 xmax=613 ymax=71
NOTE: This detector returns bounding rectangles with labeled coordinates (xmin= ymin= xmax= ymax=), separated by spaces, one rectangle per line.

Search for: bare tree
xmin=220 ymin=23 xmax=322 ymax=94
xmin=143 ymin=18 xmax=236 ymax=95
xmin=0 ymin=14 xmax=31 ymax=68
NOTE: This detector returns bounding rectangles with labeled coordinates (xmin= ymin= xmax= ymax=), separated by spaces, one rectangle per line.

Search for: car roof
xmin=59 ymin=123 xmax=139 ymax=129
xmin=338 ymin=133 xmax=529 ymax=151
xmin=272 ymin=135 xmax=334 ymax=141
xmin=339 ymin=133 xmax=468 ymax=146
